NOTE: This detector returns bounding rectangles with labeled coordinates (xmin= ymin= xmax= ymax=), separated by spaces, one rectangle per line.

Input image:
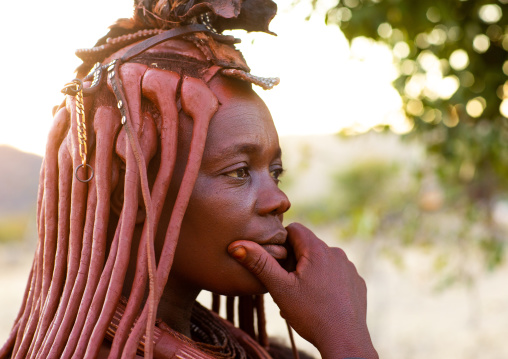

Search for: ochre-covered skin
xmin=0 ymin=1 xmax=379 ymax=358
xmin=167 ymin=75 xmax=289 ymax=298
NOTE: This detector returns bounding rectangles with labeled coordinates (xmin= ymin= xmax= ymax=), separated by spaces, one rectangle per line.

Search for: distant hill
xmin=0 ymin=146 xmax=42 ymax=214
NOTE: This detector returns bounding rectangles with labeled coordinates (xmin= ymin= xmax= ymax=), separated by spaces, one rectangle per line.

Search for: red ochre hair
xmin=0 ymin=0 xmax=285 ymax=358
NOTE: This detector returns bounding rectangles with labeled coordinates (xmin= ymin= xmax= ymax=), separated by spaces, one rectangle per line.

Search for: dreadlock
xmin=0 ymin=0 xmax=298 ymax=358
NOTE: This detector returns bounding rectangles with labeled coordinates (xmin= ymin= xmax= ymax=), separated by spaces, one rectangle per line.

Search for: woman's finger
xmin=228 ymin=240 xmax=292 ymax=293
xmin=286 ymin=222 xmax=329 ymax=259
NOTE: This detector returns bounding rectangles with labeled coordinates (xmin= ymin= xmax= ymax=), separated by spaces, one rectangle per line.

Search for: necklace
xmin=106 ymin=300 xmax=272 ymax=359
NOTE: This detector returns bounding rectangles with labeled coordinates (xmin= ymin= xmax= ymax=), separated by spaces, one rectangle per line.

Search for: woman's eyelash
xmin=226 ymin=167 xmax=250 ymax=178
xmin=224 ymin=167 xmax=285 ymax=180
xmin=271 ymin=168 xmax=285 ymax=181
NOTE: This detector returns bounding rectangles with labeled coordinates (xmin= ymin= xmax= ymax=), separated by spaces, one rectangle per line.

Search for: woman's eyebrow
xmin=215 ymin=143 xmax=282 ymax=159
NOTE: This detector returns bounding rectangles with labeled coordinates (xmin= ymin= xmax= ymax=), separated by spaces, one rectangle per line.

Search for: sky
xmin=0 ymin=0 xmax=405 ymax=156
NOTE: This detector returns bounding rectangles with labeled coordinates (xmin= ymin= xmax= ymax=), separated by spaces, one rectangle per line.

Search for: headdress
xmin=0 ymin=1 xmax=292 ymax=359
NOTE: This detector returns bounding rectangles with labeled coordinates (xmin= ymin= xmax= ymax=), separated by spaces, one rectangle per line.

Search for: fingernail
xmin=229 ymin=246 xmax=246 ymax=261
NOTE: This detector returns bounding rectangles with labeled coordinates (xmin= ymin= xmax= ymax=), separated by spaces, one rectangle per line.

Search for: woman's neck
xmin=156 ymin=275 xmax=201 ymax=338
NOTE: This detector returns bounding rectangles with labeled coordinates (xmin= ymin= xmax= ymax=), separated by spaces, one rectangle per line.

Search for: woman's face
xmin=167 ymin=77 xmax=291 ymax=296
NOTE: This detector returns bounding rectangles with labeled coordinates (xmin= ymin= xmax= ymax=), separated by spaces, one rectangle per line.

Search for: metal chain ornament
xmin=62 ymin=79 xmax=94 ymax=183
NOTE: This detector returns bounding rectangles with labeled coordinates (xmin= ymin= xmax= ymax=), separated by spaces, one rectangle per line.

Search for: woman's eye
xmin=270 ymin=168 xmax=284 ymax=181
xmin=226 ymin=168 xmax=250 ymax=178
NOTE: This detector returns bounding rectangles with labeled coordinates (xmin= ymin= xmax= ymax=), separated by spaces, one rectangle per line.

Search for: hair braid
xmin=41 ymin=154 xmax=98 ymax=359
xmin=60 ymin=106 xmax=121 ymax=359
xmin=33 ymin=96 xmax=94 ymax=359
xmin=108 ymin=68 xmax=181 ymax=358
xmin=27 ymin=141 xmax=72 ymax=358
xmin=118 ymin=74 xmax=218 ymax=358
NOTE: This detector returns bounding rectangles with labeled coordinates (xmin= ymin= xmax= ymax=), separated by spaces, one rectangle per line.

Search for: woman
xmin=0 ymin=0 xmax=378 ymax=358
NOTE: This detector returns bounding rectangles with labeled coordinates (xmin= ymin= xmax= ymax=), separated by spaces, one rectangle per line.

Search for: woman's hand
xmin=228 ymin=223 xmax=378 ymax=359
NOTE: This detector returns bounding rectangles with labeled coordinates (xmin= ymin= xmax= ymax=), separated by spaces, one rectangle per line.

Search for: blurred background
xmin=1 ymin=0 xmax=507 ymax=357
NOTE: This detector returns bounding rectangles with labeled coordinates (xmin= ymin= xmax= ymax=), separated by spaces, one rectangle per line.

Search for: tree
xmin=325 ymin=0 xmax=508 ymax=199
xmin=318 ymin=0 xmax=508 ymax=270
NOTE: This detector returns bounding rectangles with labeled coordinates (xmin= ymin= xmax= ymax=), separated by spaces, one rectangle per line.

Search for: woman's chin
xmin=206 ymin=271 xmax=268 ymax=297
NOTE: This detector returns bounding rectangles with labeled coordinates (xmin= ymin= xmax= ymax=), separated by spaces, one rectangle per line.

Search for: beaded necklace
xmin=106 ymin=299 xmax=272 ymax=359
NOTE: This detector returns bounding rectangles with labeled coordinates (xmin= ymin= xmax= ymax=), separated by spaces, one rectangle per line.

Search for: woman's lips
xmin=261 ymin=244 xmax=287 ymax=260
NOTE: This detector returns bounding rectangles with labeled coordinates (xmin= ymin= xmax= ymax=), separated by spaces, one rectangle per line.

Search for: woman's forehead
xmin=175 ymin=76 xmax=279 ymax=166
xmin=202 ymin=96 xmax=280 ymax=161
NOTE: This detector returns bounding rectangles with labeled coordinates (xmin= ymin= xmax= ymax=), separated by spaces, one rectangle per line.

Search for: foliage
xmin=0 ymin=214 xmax=34 ymax=243
xmin=282 ymin=139 xmax=506 ymax=285
xmin=323 ymin=0 xmax=508 ymax=205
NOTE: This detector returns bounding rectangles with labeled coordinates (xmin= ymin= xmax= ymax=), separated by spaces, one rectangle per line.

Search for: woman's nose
xmin=256 ymin=177 xmax=291 ymax=216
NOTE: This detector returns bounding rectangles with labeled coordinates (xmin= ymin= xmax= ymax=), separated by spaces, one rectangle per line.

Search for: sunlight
xmin=0 ymin=0 xmax=404 ymax=156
